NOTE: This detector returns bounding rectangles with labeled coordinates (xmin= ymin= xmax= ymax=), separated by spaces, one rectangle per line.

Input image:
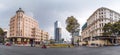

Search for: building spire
xmin=16 ymin=8 xmax=24 ymax=13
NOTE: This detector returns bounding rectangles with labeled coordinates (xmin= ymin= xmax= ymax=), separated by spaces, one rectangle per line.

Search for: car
xmin=113 ymin=44 xmax=120 ymax=46
xmin=89 ymin=43 xmax=98 ymax=47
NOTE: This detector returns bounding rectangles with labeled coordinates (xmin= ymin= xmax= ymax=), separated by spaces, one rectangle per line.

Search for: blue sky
xmin=0 ymin=0 xmax=120 ymax=41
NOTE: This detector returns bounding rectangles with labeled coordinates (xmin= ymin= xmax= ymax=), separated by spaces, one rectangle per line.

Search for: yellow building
xmin=9 ymin=8 xmax=49 ymax=46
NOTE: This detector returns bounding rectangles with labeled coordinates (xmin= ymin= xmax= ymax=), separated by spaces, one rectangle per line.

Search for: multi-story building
xmin=3 ymin=28 xmax=9 ymax=38
xmin=3 ymin=28 xmax=9 ymax=42
xmin=54 ymin=21 xmax=62 ymax=43
xmin=31 ymin=28 xmax=49 ymax=44
xmin=81 ymin=7 xmax=120 ymax=46
xmin=9 ymin=8 xmax=49 ymax=46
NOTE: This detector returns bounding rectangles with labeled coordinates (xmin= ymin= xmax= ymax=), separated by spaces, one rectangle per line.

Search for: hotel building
xmin=9 ymin=8 xmax=49 ymax=46
xmin=81 ymin=7 xmax=120 ymax=46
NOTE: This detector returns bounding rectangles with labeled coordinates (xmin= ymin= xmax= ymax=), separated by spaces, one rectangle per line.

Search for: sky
xmin=0 ymin=0 xmax=120 ymax=41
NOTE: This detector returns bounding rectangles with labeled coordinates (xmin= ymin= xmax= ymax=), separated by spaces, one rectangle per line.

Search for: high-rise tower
xmin=54 ymin=21 xmax=62 ymax=43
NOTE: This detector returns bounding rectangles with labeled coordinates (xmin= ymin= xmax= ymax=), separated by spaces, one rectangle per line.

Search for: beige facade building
xmin=81 ymin=7 xmax=120 ymax=46
xmin=9 ymin=8 xmax=49 ymax=45
xmin=3 ymin=28 xmax=9 ymax=42
xmin=3 ymin=28 xmax=9 ymax=38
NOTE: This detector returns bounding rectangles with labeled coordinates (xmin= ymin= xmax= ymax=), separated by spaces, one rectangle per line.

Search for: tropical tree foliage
xmin=0 ymin=28 xmax=4 ymax=35
xmin=0 ymin=28 xmax=4 ymax=43
xmin=112 ymin=20 xmax=120 ymax=35
xmin=66 ymin=16 xmax=80 ymax=37
xmin=102 ymin=20 xmax=120 ymax=36
xmin=102 ymin=23 xmax=113 ymax=36
xmin=50 ymin=39 xmax=55 ymax=44
xmin=66 ymin=16 xmax=80 ymax=45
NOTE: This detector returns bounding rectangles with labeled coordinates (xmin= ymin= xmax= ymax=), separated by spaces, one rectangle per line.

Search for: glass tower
xmin=54 ymin=21 xmax=62 ymax=43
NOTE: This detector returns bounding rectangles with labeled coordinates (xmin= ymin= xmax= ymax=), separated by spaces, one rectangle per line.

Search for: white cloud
xmin=43 ymin=26 xmax=54 ymax=39
xmin=0 ymin=4 xmax=7 ymax=11
xmin=0 ymin=4 xmax=5 ymax=8
xmin=61 ymin=26 xmax=71 ymax=41
xmin=26 ymin=12 xmax=34 ymax=18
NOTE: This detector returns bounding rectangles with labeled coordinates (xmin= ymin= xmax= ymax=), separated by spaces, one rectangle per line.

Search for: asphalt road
xmin=0 ymin=45 xmax=120 ymax=55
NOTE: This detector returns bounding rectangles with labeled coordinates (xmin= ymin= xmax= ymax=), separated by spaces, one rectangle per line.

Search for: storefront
xmin=8 ymin=37 xmax=35 ymax=46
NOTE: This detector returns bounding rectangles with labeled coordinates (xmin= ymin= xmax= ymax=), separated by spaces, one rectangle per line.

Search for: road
xmin=0 ymin=45 xmax=120 ymax=55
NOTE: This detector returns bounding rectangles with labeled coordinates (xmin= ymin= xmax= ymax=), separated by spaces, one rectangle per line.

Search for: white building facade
xmin=81 ymin=7 xmax=120 ymax=46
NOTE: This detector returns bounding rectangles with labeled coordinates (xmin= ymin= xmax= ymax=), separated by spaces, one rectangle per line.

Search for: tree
xmin=102 ymin=23 xmax=113 ymax=36
xmin=0 ymin=28 xmax=4 ymax=35
xmin=112 ymin=20 xmax=120 ymax=36
xmin=102 ymin=23 xmax=113 ymax=45
xmin=117 ymin=20 xmax=120 ymax=35
xmin=0 ymin=28 xmax=4 ymax=43
xmin=77 ymin=39 xmax=79 ymax=43
xmin=61 ymin=38 xmax=64 ymax=42
xmin=102 ymin=20 xmax=120 ymax=44
xmin=50 ymin=39 xmax=55 ymax=44
xmin=103 ymin=20 xmax=120 ymax=36
xmin=66 ymin=16 xmax=80 ymax=45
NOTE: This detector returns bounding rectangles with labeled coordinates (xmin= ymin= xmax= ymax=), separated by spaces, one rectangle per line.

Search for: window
xmin=99 ymin=24 xmax=101 ymax=27
xmin=101 ymin=12 xmax=103 ymax=14
xmin=102 ymin=23 xmax=103 ymax=27
xmin=104 ymin=12 xmax=106 ymax=14
xmin=101 ymin=16 xmax=103 ymax=18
